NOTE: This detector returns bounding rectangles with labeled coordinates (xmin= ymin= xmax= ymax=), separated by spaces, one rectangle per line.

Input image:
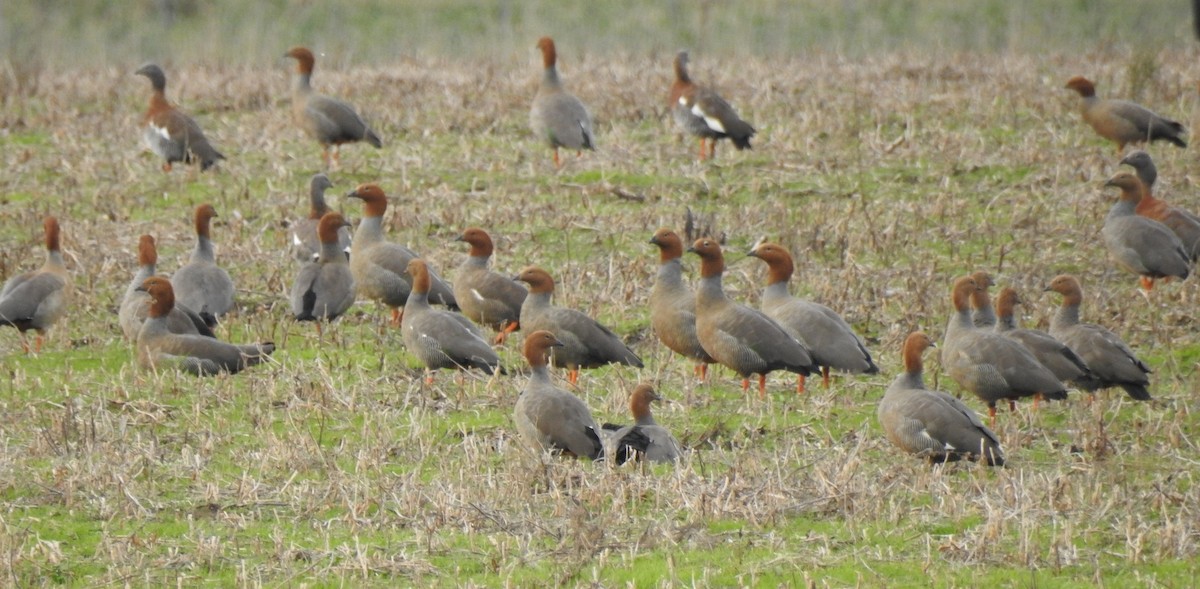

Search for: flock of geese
xmin=1 ymin=37 xmax=1197 ymax=465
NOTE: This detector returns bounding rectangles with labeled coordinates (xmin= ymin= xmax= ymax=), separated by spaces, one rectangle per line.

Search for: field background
xmin=2 ymin=1 xmax=1200 ymax=587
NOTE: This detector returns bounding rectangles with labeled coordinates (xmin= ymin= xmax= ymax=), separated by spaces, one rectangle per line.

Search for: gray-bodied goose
xmin=136 ymin=277 xmax=273 ymax=376
xmin=119 ymin=234 xmax=214 ymax=342
xmin=877 ymin=332 xmax=1004 ymax=466
xmin=345 ymin=184 xmax=456 ymax=326
xmin=515 ymin=266 xmax=642 ymax=385
xmin=1119 ymin=151 xmax=1200 ymax=261
xmin=402 ymin=259 xmax=502 ymax=380
xmin=942 ymin=276 xmax=1067 ymax=421
xmin=290 ymin=212 xmax=356 ymax=326
xmin=134 ymin=64 xmax=224 ymax=172
xmin=747 ymin=242 xmax=877 ymax=391
xmin=0 ymin=217 xmax=71 ymax=353
xmin=171 ymin=203 xmax=235 ymax=319
xmin=602 ymin=383 xmax=682 ymax=464
xmin=687 ymin=238 xmax=816 ymax=397
xmin=513 ymin=330 xmax=604 ymax=460
xmin=453 ymin=227 xmax=527 ymax=344
xmin=992 ymin=287 xmax=1091 ymax=401
xmin=1102 ymin=172 xmax=1189 ymax=291
xmin=285 ymin=46 xmax=382 ymax=169
xmin=529 ymin=37 xmax=594 ymax=168
xmin=668 ymin=51 xmax=756 ymax=160
xmin=1045 ymin=275 xmax=1152 ymax=401
xmin=648 ymin=228 xmax=715 ymax=380
xmin=1064 ymin=76 xmax=1186 ymax=155
xmin=290 ymin=173 xmax=351 ymax=263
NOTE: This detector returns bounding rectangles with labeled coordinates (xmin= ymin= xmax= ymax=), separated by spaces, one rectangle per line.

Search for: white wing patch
xmin=471 ymin=288 xmax=486 ymax=302
xmin=292 ymin=233 xmax=303 ymax=246
xmin=692 ymin=104 xmax=726 ymax=134
xmin=919 ymin=428 xmax=954 ymax=450
xmin=151 ymin=124 xmax=172 ymax=141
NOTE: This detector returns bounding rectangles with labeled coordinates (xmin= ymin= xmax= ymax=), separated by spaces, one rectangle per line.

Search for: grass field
xmin=2 ymin=2 xmax=1200 ymax=587
xmin=2 ymin=0 xmax=1196 ymax=66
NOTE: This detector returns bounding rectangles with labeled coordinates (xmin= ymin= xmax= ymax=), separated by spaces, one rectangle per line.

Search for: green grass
xmin=2 ymin=10 xmax=1200 ymax=586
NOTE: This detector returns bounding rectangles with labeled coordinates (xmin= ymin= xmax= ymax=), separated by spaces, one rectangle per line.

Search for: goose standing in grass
xmin=1064 ymin=76 xmax=1186 ymax=154
xmin=1119 ymin=151 xmax=1200 ymax=261
xmin=1045 ymin=274 xmax=1152 ymax=401
xmin=453 ymin=227 xmax=527 ymax=344
xmin=136 ymin=277 xmax=273 ymax=376
xmin=687 ymin=238 xmax=816 ymax=397
xmin=529 ymin=36 xmax=594 ymax=168
xmin=647 ymin=228 xmax=715 ymax=380
xmin=171 ymin=204 xmax=235 ymax=319
xmin=1101 ymin=172 xmax=1190 ymax=292
xmin=401 ymin=259 xmax=502 ymax=381
xmin=878 ymin=332 xmax=1004 ymax=466
xmin=746 ymin=242 xmax=877 ymax=390
xmin=345 ymin=183 xmax=456 ymax=326
xmin=120 ymin=234 xmax=214 ymax=341
xmin=134 ymin=64 xmax=225 ymax=172
xmin=515 ymin=266 xmax=642 ymax=385
xmin=0 ymin=217 xmax=71 ymax=353
xmin=513 ymin=331 xmax=639 ymax=461
xmin=285 ymin=46 xmax=382 ymax=169
xmin=668 ymin=51 xmax=756 ymax=160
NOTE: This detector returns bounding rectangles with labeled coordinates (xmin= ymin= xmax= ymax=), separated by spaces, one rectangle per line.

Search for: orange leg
xmin=758 ymin=374 xmax=767 ymax=399
xmin=331 ymin=146 xmax=341 ymax=170
xmin=35 ymin=334 xmax=43 ymax=354
xmin=988 ymin=405 xmax=997 ymax=428
xmin=162 ymin=162 xmax=173 ymax=173
xmin=552 ymin=148 xmax=562 ymax=169
xmin=694 ymin=363 xmax=708 ymax=382
xmin=822 ymin=366 xmax=831 ymax=389
xmin=708 ymin=139 xmax=717 ymax=160
xmin=741 ymin=378 xmax=751 ymax=393
xmin=796 ymin=374 xmax=806 ymax=395
xmin=424 ymin=371 xmax=435 ymax=385
xmin=391 ymin=308 xmax=403 ymax=327
xmin=697 ymin=138 xmax=707 ymax=161
xmin=1140 ymin=276 xmax=1155 ymax=291
xmin=493 ymin=321 xmax=519 ymax=345
xmin=568 ymin=369 xmax=579 ymax=385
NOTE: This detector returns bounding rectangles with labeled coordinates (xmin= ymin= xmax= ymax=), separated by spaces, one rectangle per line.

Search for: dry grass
xmin=0 ymin=45 xmax=1199 ymax=587
xmin=1 ymin=0 xmax=1192 ymax=67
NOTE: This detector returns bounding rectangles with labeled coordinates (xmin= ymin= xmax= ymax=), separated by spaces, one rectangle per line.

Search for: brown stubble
xmin=1 ymin=49 xmax=1199 ymax=584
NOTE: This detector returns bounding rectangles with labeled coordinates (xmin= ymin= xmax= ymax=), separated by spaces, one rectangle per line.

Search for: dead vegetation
xmin=0 ymin=47 xmax=1198 ymax=586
